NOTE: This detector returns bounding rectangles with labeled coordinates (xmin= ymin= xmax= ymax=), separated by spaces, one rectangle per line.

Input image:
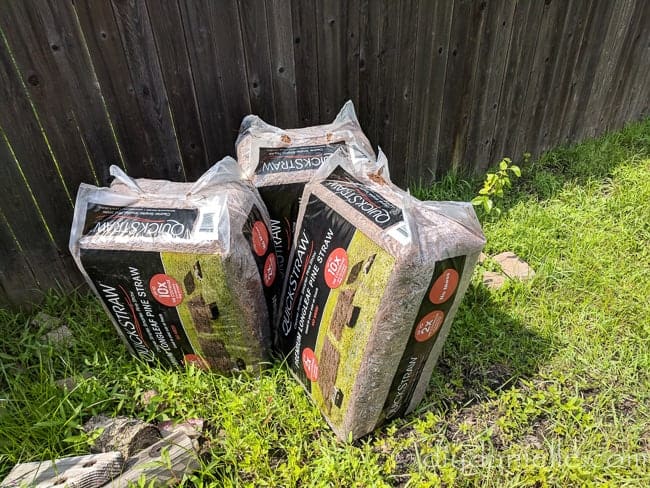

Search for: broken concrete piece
xmin=478 ymin=252 xmax=488 ymax=264
xmin=55 ymin=373 xmax=92 ymax=391
xmin=492 ymin=252 xmax=535 ymax=280
xmin=0 ymin=451 xmax=123 ymax=488
xmin=33 ymin=313 xmax=74 ymax=347
xmin=158 ymin=419 xmax=205 ymax=452
xmin=103 ymin=431 xmax=199 ymax=487
xmin=84 ymin=416 xmax=161 ymax=458
xmin=482 ymin=271 xmax=507 ymax=289
xmin=31 ymin=312 xmax=61 ymax=330
xmin=44 ymin=325 xmax=74 ymax=346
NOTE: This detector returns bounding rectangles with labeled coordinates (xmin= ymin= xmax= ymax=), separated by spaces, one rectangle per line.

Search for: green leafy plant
xmin=472 ymin=156 xmax=524 ymax=216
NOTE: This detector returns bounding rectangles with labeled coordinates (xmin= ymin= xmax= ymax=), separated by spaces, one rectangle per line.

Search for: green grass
xmin=1 ymin=118 xmax=649 ymax=487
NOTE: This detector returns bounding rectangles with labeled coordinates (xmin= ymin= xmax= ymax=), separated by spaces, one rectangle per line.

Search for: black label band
xmin=321 ymin=167 xmax=404 ymax=230
xmin=381 ymin=255 xmax=467 ymax=420
xmin=83 ymin=204 xmax=198 ymax=240
xmin=256 ymin=142 xmax=345 ymax=175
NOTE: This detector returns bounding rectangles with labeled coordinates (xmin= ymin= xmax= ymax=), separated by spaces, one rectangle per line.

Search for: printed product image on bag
xmin=235 ymin=101 xmax=375 ymax=285
xmin=279 ymin=150 xmax=486 ymax=440
xmin=69 ymin=158 xmax=279 ymax=374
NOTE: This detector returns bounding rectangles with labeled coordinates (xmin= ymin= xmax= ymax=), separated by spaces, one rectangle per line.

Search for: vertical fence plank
xmin=489 ymin=0 xmax=544 ymax=166
xmin=291 ymin=0 xmax=320 ymax=125
xmin=544 ymin=1 xmax=593 ymax=151
xmin=265 ymin=0 xmax=298 ymax=128
xmin=405 ymin=0 xmax=454 ymax=182
xmin=238 ymin=0 xmax=277 ymax=123
xmin=463 ymin=1 xmax=516 ymax=173
xmin=374 ymin=0 xmax=401 ymax=170
xmin=0 ymin=132 xmax=78 ymax=301
xmin=388 ymin=0 xmax=419 ymax=184
xmin=146 ymin=0 xmax=208 ymax=180
xmin=559 ymin=1 xmax=614 ymax=146
xmin=579 ymin=0 xmax=637 ymax=140
xmin=514 ymin=0 xmax=566 ymax=160
xmin=74 ymin=0 xmax=167 ymax=179
xmin=179 ymin=0 xmax=251 ymax=161
xmin=344 ymin=0 xmax=361 ymax=113
xmin=109 ymin=0 xmax=184 ymax=180
xmin=0 ymin=40 xmax=73 ymax=249
xmin=316 ymin=0 xmax=344 ymax=121
xmin=608 ymin=0 xmax=650 ymax=130
xmin=0 ymin=0 xmax=122 ymax=188
xmin=435 ymin=0 xmax=485 ymax=176
xmin=535 ymin=0 xmax=582 ymax=155
xmin=358 ymin=0 xmax=382 ymax=144
xmin=315 ymin=0 xmax=361 ymax=122
xmin=0 ymin=213 xmax=40 ymax=308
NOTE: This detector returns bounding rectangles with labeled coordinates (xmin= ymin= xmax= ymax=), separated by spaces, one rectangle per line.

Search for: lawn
xmin=1 ymin=119 xmax=649 ymax=487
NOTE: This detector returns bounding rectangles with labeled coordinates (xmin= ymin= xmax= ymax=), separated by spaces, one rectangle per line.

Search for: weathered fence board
xmin=291 ymin=0 xmax=320 ymax=126
xmin=147 ymin=0 xmax=208 ymax=180
xmin=239 ymin=0 xmax=277 ymax=124
xmin=0 ymin=0 xmax=647 ymax=307
xmin=265 ymin=0 xmax=299 ymax=128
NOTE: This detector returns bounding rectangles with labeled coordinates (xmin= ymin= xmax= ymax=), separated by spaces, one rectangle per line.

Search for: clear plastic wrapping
xmin=279 ymin=148 xmax=486 ymax=439
xmin=69 ymin=157 xmax=279 ymax=373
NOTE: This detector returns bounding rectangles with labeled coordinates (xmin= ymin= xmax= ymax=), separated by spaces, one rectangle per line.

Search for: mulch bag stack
xmin=278 ymin=148 xmax=486 ymax=440
xmin=69 ymin=158 xmax=279 ymax=374
xmin=235 ymin=101 xmax=375 ymax=283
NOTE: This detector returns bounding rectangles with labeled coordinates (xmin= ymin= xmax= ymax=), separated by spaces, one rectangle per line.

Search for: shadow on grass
xmin=423 ymin=282 xmax=553 ymax=412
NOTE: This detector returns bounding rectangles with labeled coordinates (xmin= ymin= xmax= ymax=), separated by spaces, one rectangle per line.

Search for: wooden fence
xmin=0 ymin=0 xmax=648 ymax=307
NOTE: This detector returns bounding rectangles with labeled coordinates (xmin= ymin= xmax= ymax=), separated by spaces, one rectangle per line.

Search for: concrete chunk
xmin=493 ymin=252 xmax=535 ymax=280
xmin=482 ymin=271 xmax=507 ymax=289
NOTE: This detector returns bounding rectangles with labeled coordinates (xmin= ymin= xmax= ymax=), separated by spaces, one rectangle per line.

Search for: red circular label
xmin=251 ymin=221 xmax=269 ymax=257
xmin=414 ymin=310 xmax=445 ymax=342
xmin=302 ymin=347 xmax=319 ymax=381
xmin=429 ymin=269 xmax=460 ymax=305
xmin=183 ymin=354 xmax=209 ymax=370
xmin=324 ymin=247 xmax=348 ymax=289
xmin=263 ymin=252 xmax=277 ymax=287
xmin=150 ymin=274 xmax=184 ymax=307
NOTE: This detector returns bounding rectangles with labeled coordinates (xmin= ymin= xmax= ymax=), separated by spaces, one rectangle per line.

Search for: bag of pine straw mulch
xmin=69 ymin=158 xmax=279 ymax=373
xmin=279 ymin=148 xmax=486 ymax=440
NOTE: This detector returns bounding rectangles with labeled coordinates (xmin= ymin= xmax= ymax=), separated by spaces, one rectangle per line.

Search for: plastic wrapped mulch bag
xmin=235 ymin=101 xmax=375 ymax=284
xmin=278 ymin=148 xmax=486 ymax=440
xmin=69 ymin=158 xmax=279 ymax=373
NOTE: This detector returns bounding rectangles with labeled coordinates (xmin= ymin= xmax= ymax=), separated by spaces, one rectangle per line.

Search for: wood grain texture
xmin=147 ymin=0 xmax=208 ymax=180
xmin=435 ymin=0 xmax=486 ymax=176
xmin=357 ymin=0 xmax=382 ymax=144
xmin=0 ymin=0 xmax=120 ymax=187
xmin=374 ymin=0 xmax=401 ymax=167
xmin=0 ymin=129 xmax=77 ymax=303
xmin=109 ymin=0 xmax=185 ymax=180
xmin=464 ymin=1 xmax=516 ymax=173
xmin=0 ymin=211 xmax=41 ymax=308
xmin=180 ymin=0 xmax=251 ymax=161
xmin=0 ymin=0 xmax=648 ymax=306
xmin=0 ymin=34 xmax=74 ymax=249
xmin=406 ymin=0 xmax=454 ymax=183
xmin=489 ymin=0 xmax=544 ymax=165
xmin=74 ymin=0 xmax=163 ymax=179
xmin=265 ymin=0 xmax=299 ymax=128
xmin=388 ymin=0 xmax=419 ymax=185
xmin=291 ymin=0 xmax=320 ymax=126
xmin=239 ymin=0 xmax=277 ymax=122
